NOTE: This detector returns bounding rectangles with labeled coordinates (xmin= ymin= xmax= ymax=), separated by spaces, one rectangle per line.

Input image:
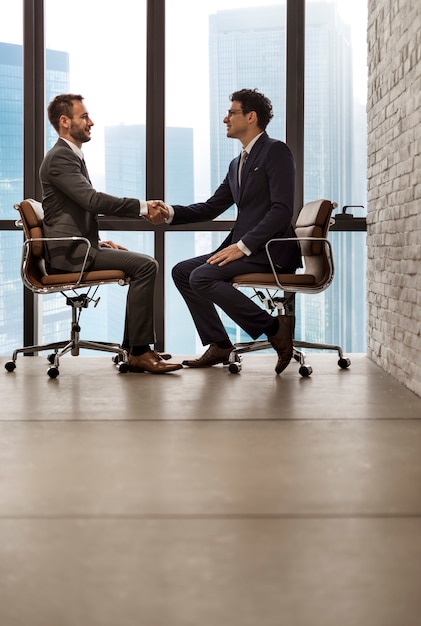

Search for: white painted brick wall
xmin=367 ymin=0 xmax=421 ymax=397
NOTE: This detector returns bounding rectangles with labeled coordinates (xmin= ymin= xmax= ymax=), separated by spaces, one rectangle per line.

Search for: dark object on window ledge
xmin=335 ymin=205 xmax=364 ymax=219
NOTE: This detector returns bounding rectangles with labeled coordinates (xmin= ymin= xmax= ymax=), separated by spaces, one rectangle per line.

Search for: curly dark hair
xmin=230 ymin=88 xmax=273 ymax=130
xmin=47 ymin=94 xmax=84 ymax=133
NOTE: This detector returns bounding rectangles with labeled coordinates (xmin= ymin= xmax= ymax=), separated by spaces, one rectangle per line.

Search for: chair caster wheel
xmin=47 ymin=366 xmax=59 ymax=378
xmin=338 ymin=357 xmax=351 ymax=369
xmin=113 ymin=353 xmax=128 ymax=365
xmin=299 ymin=365 xmax=312 ymax=377
xmin=228 ymin=362 xmax=242 ymax=374
xmin=47 ymin=353 xmax=56 ymax=364
xmin=5 ymin=361 xmax=16 ymax=372
xmin=116 ymin=361 xmax=129 ymax=373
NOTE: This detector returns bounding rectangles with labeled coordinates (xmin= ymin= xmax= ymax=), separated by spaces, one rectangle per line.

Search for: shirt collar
xmin=60 ymin=137 xmax=84 ymax=160
xmin=242 ymin=132 xmax=264 ymax=155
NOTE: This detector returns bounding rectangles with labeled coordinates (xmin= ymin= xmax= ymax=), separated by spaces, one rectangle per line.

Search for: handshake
xmin=145 ymin=200 xmax=170 ymax=225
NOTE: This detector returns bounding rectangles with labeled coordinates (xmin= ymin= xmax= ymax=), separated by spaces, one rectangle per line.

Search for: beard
xmin=70 ymin=123 xmax=91 ymax=144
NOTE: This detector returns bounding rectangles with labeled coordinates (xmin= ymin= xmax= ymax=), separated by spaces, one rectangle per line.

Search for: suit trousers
xmin=91 ymin=248 xmax=158 ymax=348
xmin=172 ymin=253 xmax=276 ymax=346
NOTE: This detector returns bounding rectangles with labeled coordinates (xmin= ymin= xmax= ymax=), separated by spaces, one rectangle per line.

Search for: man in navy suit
xmin=161 ymin=89 xmax=301 ymax=374
xmin=39 ymin=94 xmax=182 ymax=374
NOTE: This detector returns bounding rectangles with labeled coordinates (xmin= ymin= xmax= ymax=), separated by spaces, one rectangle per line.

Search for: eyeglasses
xmin=226 ymin=109 xmax=244 ymax=118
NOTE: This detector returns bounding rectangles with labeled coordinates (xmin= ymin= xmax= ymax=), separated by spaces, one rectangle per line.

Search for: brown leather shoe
xmin=268 ymin=316 xmax=295 ymax=374
xmin=182 ymin=343 xmax=232 ymax=368
xmin=129 ymin=350 xmax=182 ymax=374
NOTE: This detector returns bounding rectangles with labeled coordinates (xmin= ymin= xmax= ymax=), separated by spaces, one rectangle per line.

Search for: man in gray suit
xmin=39 ymin=94 xmax=182 ymax=374
xmin=159 ymin=89 xmax=301 ymax=374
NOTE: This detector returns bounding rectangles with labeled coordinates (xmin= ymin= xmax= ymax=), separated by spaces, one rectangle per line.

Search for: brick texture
xmin=367 ymin=0 xmax=421 ymax=396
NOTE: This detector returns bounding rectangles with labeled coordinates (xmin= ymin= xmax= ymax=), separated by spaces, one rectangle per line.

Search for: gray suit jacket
xmin=39 ymin=138 xmax=141 ymax=272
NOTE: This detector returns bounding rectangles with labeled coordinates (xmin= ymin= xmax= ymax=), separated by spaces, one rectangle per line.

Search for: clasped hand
xmin=145 ymin=200 xmax=169 ymax=224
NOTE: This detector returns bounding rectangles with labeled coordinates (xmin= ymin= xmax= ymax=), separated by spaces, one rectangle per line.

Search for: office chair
xmin=228 ymin=198 xmax=351 ymax=376
xmin=4 ymin=199 xmax=131 ymax=378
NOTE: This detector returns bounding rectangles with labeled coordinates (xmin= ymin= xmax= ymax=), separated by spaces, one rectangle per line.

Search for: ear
xmin=248 ymin=110 xmax=258 ymax=125
xmin=60 ymin=114 xmax=70 ymax=129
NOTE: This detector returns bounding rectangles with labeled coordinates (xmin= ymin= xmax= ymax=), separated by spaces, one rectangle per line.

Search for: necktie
xmin=80 ymin=158 xmax=91 ymax=183
xmin=238 ymin=149 xmax=248 ymax=186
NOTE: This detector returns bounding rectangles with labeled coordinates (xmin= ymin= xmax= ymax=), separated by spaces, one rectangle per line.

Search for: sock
xmin=215 ymin=340 xmax=233 ymax=349
xmin=131 ymin=345 xmax=150 ymax=356
xmin=266 ymin=317 xmax=279 ymax=338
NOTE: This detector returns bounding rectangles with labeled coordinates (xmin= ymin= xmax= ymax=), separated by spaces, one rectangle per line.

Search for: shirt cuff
xmin=165 ymin=204 xmax=175 ymax=224
xmin=139 ymin=200 xmax=148 ymax=216
xmin=237 ymin=239 xmax=252 ymax=256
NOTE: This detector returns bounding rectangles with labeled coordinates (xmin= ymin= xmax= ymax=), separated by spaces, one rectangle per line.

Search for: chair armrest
xmin=264 ymin=236 xmax=334 ymax=291
xmin=23 ymin=235 xmax=93 ymax=288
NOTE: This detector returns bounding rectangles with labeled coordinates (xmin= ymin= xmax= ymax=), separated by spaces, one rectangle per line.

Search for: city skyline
xmin=0 ymin=0 xmax=367 ymax=197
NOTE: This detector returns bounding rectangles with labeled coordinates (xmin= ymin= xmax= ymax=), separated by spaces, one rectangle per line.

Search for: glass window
xmin=0 ymin=231 xmax=23 ymax=355
xmin=42 ymin=0 xmax=148 ymax=348
xmin=166 ymin=0 xmax=287 ymax=204
xmin=0 ymin=0 xmax=23 ymax=355
xmin=165 ymin=0 xmax=287 ymax=353
xmin=165 ymin=231 xmax=230 ymax=354
xmin=0 ymin=2 xmax=23 ymax=217
xmin=295 ymin=231 xmax=367 ymax=353
xmin=304 ymin=0 xmax=367 ymax=352
xmin=45 ymin=0 xmax=147 ymax=177
xmin=0 ymin=0 xmax=368 ymax=358
xmin=305 ymin=0 xmax=367 ymax=210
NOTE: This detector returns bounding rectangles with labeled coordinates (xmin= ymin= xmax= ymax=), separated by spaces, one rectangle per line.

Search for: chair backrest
xmin=294 ymin=198 xmax=334 ymax=286
xmin=15 ymin=199 xmax=47 ymax=289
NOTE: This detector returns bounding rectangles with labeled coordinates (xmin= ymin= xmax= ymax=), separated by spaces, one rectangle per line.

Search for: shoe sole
xmin=182 ymin=360 xmax=230 ymax=368
xmin=129 ymin=365 xmax=183 ymax=374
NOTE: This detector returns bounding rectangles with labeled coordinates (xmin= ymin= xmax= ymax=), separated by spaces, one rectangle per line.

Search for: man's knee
xmin=172 ymin=260 xmax=189 ymax=286
xmin=145 ymin=255 xmax=158 ymax=271
xmin=136 ymin=255 xmax=158 ymax=280
xmin=189 ymin=265 xmax=215 ymax=293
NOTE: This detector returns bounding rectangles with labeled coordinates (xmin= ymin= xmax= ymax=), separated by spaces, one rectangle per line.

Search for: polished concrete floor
xmin=1 ymin=351 xmax=421 ymax=626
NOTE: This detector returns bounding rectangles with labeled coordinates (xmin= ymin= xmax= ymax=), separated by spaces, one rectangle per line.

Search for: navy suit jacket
xmin=39 ymin=138 xmax=141 ymax=272
xmin=171 ymin=132 xmax=301 ymax=270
